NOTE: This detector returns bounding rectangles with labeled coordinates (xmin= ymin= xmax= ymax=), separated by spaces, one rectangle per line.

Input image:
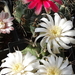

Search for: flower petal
xmin=60 ymin=59 xmax=69 ymax=70
xmin=15 ymin=51 xmax=22 ymax=63
xmin=61 ymin=30 xmax=75 ymax=36
xmin=62 ymin=21 xmax=73 ymax=32
xmin=54 ymin=13 xmax=61 ymax=26
xmin=22 ymin=0 xmax=32 ymax=4
xmin=43 ymin=1 xmax=50 ymax=8
xmin=44 ymin=7 xmax=50 ymax=13
xmin=34 ymin=34 xmax=46 ymax=44
xmin=54 ymin=0 xmax=63 ymax=4
xmin=52 ymin=39 xmax=60 ymax=53
xmin=40 ymin=59 xmax=50 ymax=67
xmin=59 ymin=18 xmax=67 ymax=27
xmin=5 ymin=29 xmax=10 ymax=34
xmin=35 ymin=28 xmax=47 ymax=32
xmin=49 ymin=1 xmax=59 ymax=12
xmin=56 ymin=37 xmax=72 ymax=49
xmin=40 ymin=17 xmax=51 ymax=26
xmin=40 ymin=37 xmax=47 ymax=48
xmin=47 ymin=40 xmax=53 ymax=54
xmin=1 ymin=68 xmax=11 ymax=75
xmin=23 ymin=52 xmax=36 ymax=66
xmin=56 ymin=56 xmax=63 ymax=68
xmin=39 ymin=22 xmax=49 ymax=28
xmin=28 ymin=1 xmax=37 ymax=9
xmin=47 ymin=55 xmax=56 ymax=66
xmin=35 ymin=2 xmax=42 ymax=15
xmin=61 ymin=65 xmax=73 ymax=74
xmin=0 ymin=11 xmax=5 ymax=20
xmin=46 ymin=14 xmax=54 ymax=25
xmin=60 ymin=37 xmax=70 ymax=44
xmin=69 ymin=38 xmax=75 ymax=44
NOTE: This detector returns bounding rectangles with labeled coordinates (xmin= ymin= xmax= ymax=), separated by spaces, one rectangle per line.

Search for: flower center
xmin=47 ymin=67 xmax=61 ymax=75
xmin=48 ymin=26 xmax=61 ymax=39
xmin=0 ymin=21 xmax=5 ymax=29
xmin=12 ymin=63 xmax=23 ymax=73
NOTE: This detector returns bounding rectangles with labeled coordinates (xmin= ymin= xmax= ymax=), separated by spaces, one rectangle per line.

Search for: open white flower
xmin=35 ymin=13 xmax=75 ymax=54
xmin=37 ymin=55 xmax=73 ymax=75
xmin=0 ymin=51 xmax=38 ymax=75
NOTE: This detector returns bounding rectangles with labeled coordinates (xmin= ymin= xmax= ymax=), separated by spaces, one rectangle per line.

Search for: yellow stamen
xmin=0 ymin=21 xmax=5 ymax=29
xmin=47 ymin=67 xmax=61 ymax=75
xmin=48 ymin=26 xmax=62 ymax=39
xmin=12 ymin=63 xmax=23 ymax=73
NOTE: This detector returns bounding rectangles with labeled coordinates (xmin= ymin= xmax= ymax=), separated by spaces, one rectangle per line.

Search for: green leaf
xmin=21 ymin=44 xmax=41 ymax=58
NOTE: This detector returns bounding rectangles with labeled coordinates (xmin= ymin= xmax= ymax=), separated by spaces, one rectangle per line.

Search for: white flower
xmin=37 ymin=55 xmax=73 ymax=75
xmin=0 ymin=11 xmax=14 ymax=34
xmin=0 ymin=51 xmax=39 ymax=75
xmin=35 ymin=13 xmax=75 ymax=54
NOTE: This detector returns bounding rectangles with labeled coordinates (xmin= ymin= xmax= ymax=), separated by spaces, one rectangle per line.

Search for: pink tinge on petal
xmin=3 ymin=17 xmax=14 ymax=23
xmin=28 ymin=0 xmax=37 ymax=9
xmin=8 ymin=17 xmax=14 ymax=21
xmin=49 ymin=1 xmax=59 ymax=12
xmin=35 ymin=2 xmax=42 ymax=15
xmin=5 ymin=29 xmax=10 ymax=34
xmin=22 ymin=0 xmax=32 ymax=4
xmin=54 ymin=0 xmax=63 ymax=4
xmin=1 ymin=29 xmax=6 ymax=34
xmin=4 ymin=13 xmax=9 ymax=19
xmin=43 ymin=1 xmax=50 ymax=8
xmin=0 ymin=11 xmax=5 ymax=20
xmin=9 ymin=27 xmax=14 ymax=30
xmin=6 ymin=22 xmax=13 ymax=26
xmin=44 ymin=7 xmax=50 ymax=13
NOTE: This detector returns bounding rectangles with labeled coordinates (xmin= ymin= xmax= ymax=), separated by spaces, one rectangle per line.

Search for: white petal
xmin=1 ymin=62 xmax=12 ymax=68
xmin=40 ymin=59 xmax=50 ymax=67
xmin=60 ymin=59 xmax=69 ymax=70
xmin=69 ymin=38 xmax=75 ymax=44
xmin=54 ymin=13 xmax=61 ymax=26
xmin=62 ymin=21 xmax=73 ymax=32
xmin=1 ymin=68 xmax=11 ymax=74
xmin=56 ymin=38 xmax=72 ymax=49
xmin=25 ymin=72 xmax=35 ymax=75
xmin=61 ymin=65 xmax=73 ymax=74
xmin=46 ymin=14 xmax=54 ymax=25
xmin=34 ymin=34 xmax=46 ymax=44
xmin=15 ymin=51 xmax=22 ymax=63
xmin=59 ymin=18 xmax=67 ymax=27
xmin=61 ymin=21 xmax=72 ymax=29
xmin=40 ymin=17 xmax=49 ymax=25
xmin=47 ymin=55 xmax=56 ymax=66
xmin=37 ymin=65 xmax=46 ymax=69
xmin=17 ymin=73 xmax=21 ymax=75
xmin=46 ymin=37 xmax=50 ymax=43
xmin=56 ymin=56 xmax=63 ymax=68
xmin=37 ymin=69 xmax=46 ymax=74
xmin=24 ymin=61 xmax=39 ymax=71
xmin=35 ymin=28 xmax=47 ymax=32
xmin=61 ymin=30 xmax=75 ymax=36
xmin=52 ymin=39 xmax=60 ymax=53
xmin=39 ymin=22 xmax=49 ymax=28
xmin=47 ymin=40 xmax=53 ymax=54
xmin=25 ymin=65 xmax=34 ymax=71
xmin=40 ymin=37 xmax=47 ymax=48
xmin=60 ymin=37 xmax=70 ymax=44
xmin=53 ymin=46 xmax=60 ymax=54
xmin=23 ymin=55 xmax=36 ymax=66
